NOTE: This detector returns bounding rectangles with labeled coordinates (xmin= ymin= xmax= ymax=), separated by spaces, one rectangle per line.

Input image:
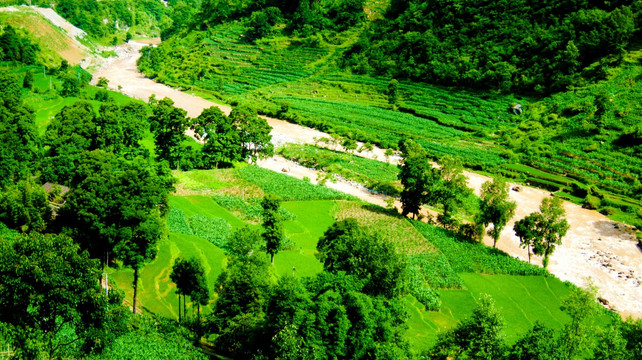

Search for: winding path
xmin=91 ymin=42 xmax=642 ymax=319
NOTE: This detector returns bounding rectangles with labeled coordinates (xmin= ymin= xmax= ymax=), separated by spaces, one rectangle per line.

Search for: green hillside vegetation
xmin=3 ymin=3 xmax=642 ymax=359
xmin=138 ymin=0 xmax=642 ymax=229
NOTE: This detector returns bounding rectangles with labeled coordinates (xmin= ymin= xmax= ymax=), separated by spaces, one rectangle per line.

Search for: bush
xmin=599 ymin=207 xmax=617 ymax=216
xmin=583 ymin=195 xmax=601 ymax=210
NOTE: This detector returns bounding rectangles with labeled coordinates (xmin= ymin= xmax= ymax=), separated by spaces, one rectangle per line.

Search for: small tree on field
xmin=262 ymin=196 xmax=284 ymax=264
xmin=477 ymin=176 xmax=516 ymax=247
xmin=22 ymin=69 xmax=33 ymax=89
xmin=534 ymin=197 xmax=569 ymax=268
xmin=171 ymin=257 xmax=210 ymax=322
xmin=398 ymin=139 xmax=431 ymax=219
xmin=513 ymin=213 xmax=542 ymax=264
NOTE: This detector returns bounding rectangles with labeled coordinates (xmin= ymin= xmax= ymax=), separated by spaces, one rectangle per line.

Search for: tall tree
xmin=0 ymin=180 xmax=51 ymax=233
xmin=558 ymin=287 xmax=598 ymax=360
xmin=398 ymin=139 xmax=432 ymax=219
xmin=192 ymin=106 xmax=242 ymax=168
xmin=0 ymin=233 xmax=127 ymax=359
xmin=534 ymin=197 xmax=569 ymax=268
xmin=508 ymin=322 xmax=558 ymax=360
xmin=229 ymin=106 xmax=273 ymax=163
xmin=513 ymin=213 xmax=542 ymax=264
xmin=478 ymin=176 xmax=516 ymax=247
xmin=434 ymin=156 xmax=471 ymax=230
xmin=149 ymin=97 xmax=188 ymax=169
xmin=57 ymin=155 xmax=173 ymax=313
xmin=316 ymin=218 xmax=406 ymax=298
xmin=171 ymin=257 xmax=210 ymax=322
xmin=262 ymin=195 xmax=284 ymax=264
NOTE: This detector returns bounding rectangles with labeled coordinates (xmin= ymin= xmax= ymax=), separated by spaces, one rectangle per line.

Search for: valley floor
xmin=91 ymin=41 xmax=642 ymax=319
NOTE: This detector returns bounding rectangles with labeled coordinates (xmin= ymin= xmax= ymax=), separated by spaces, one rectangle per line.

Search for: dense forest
xmin=2 ymin=0 xmax=642 ymax=359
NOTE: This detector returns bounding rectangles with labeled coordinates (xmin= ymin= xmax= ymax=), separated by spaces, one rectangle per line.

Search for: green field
xmin=106 ymin=168 xmax=585 ymax=353
xmin=405 ymin=273 xmax=574 ymax=350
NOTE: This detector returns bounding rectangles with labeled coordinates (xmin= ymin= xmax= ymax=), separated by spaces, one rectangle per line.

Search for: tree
xmin=434 ymin=156 xmax=471 ymax=230
xmin=513 ymin=213 xmax=542 ymax=263
xmin=508 ymin=322 xmax=558 ymax=360
xmin=398 ymin=139 xmax=431 ymax=219
xmin=534 ymin=197 xmax=569 ymax=268
xmin=0 ymin=180 xmax=51 ymax=233
xmin=192 ymin=106 xmax=242 ymax=168
xmin=229 ymin=106 xmax=273 ymax=163
xmin=316 ymin=218 xmax=406 ymax=298
xmin=558 ymin=287 xmax=598 ymax=360
xmin=149 ymin=97 xmax=188 ymax=169
xmin=0 ymin=233 xmax=127 ymax=359
xmin=57 ymin=155 xmax=173 ymax=313
xmin=211 ymin=228 xmax=271 ymax=358
xmin=478 ymin=176 xmax=516 ymax=247
xmin=22 ymin=69 xmax=33 ymax=89
xmin=262 ymin=195 xmax=284 ymax=264
xmin=171 ymin=257 xmax=210 ymax=322
xmin=387 ymin=78 xmax=399 ymax=106
xmin=428 ymin=294 xmax=506 ymax=360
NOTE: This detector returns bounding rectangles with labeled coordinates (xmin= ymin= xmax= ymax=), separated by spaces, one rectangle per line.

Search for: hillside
xmin=1 ymin=3 xmax=642 ymax=359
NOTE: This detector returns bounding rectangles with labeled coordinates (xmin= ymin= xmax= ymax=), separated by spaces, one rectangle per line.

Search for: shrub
xmin=583 ymin=195 xmax=601 ymax=210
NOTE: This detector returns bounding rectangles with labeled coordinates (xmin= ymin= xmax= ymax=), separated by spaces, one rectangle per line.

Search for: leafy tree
xmin=387 ymin=78 xmax=399 ymax=106
xmin=513 ymin=213 xmax=542 ymax=263
xmin=0 ymin=180 xmax=51 ymax=233
xmin=0 ymin=73 xmax=40 ymax=187
xmin=57 ymin=155 xmax=173 ymax=313
xmin=316 ymin=218 xmax=406 ymax=298
xmin=171 ymin=257 xmax=210 ymax=322
xmin=149 ymin=97 xmax=188 ymax=169
xmin=398 ymin=139 xmax=432 ymax=219
xmin=593 ymin=325 xmax=630 ymax=360
xmin=210 ymin=227 xmax=271 ymax=358
xmin=229 ymin=105 xmax=273 ymax=163
xmin=192 ymin=106 xmax=242 ymax=168
xmin=434 ymin=156 xmax=472 ymax=230
xmin=0 ymin=233 xmax=127 ymax=359
xmin=61 ymin=74 xmax=80 ymax=97
xmin=508 ymin=322 xmax=558 ymax=360
xmin=22 ymin=69 xmax=33 ymax=89
xmin=534 ymin=197 xmax=569 ymax=268
xmin=428 ymin=294 xmax=506 ymax=360
xmin=620 ymin=317 xmax=642 ymax=359
xmin=262 ymin=195 xmax=284 ymax=264
xmin=557 ymin=287 xmax=598 ymax=360
xmin=478 ymin=176 xmax=516 ymax=247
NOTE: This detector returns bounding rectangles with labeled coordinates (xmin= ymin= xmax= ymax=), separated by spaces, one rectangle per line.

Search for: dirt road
xmin=91 ymin=42 xmax=642 ymax=319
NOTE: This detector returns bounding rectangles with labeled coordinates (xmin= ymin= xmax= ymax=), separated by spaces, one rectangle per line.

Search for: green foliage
xmin=238 ymin=165 xmax=354 ymax=200
xmin=478 ymin=176 xmax=517 ymax=247
xmin=398 ymin=139 xmax=432 ymax=219
xmin=262 ymin=195 xmax=284 ymax=263
xmin=0 ymin=180 xmax=51 ymax=233
xmin=317 ymin=218 xmax=407 ymax=298
xmin=167 ymin=206 xmax=192 ymax=234
xmin=347 ymin=0 xmax=637 ymax=93
xmin=0 ymin=233 xmax=127 ymax=359
xmin=188 ymin=214 xmax=231 ymax=248
xmin=427 ymin=295 xmax=506 ymax=360
xmin=0 ymin=25 xmax=39 ymax=64
xmin=87 ymin=315 xmax=208 ymax=360
xmin=149 ymin=97 xmax=188 ymax=169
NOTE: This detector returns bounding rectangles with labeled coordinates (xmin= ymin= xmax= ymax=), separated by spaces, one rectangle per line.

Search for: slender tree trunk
xmin=132 ymin=267 xmax=139 ymax=314
xmin=527 ymin=245 xmax=531 ymax=264
xmin=271 ymin=253 xmax=274 ymax=264
xmin=178 ymin=294 xmax=181 ymax=322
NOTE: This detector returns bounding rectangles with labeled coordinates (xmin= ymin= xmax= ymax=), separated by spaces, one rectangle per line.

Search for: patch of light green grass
xmin=404 ymin=273 xmax=575 ymax=353
xmin=273 ymin=200 xmax=338 ymax=278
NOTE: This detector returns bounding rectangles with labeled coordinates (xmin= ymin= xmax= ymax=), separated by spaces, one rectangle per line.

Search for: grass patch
xmin=335 ymin=201 xmax=435 ymax=254
xmin=238 ymin=165 xmax=354 ymax=201
xmin=404 ymin=273 xmax=575 ymax=351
